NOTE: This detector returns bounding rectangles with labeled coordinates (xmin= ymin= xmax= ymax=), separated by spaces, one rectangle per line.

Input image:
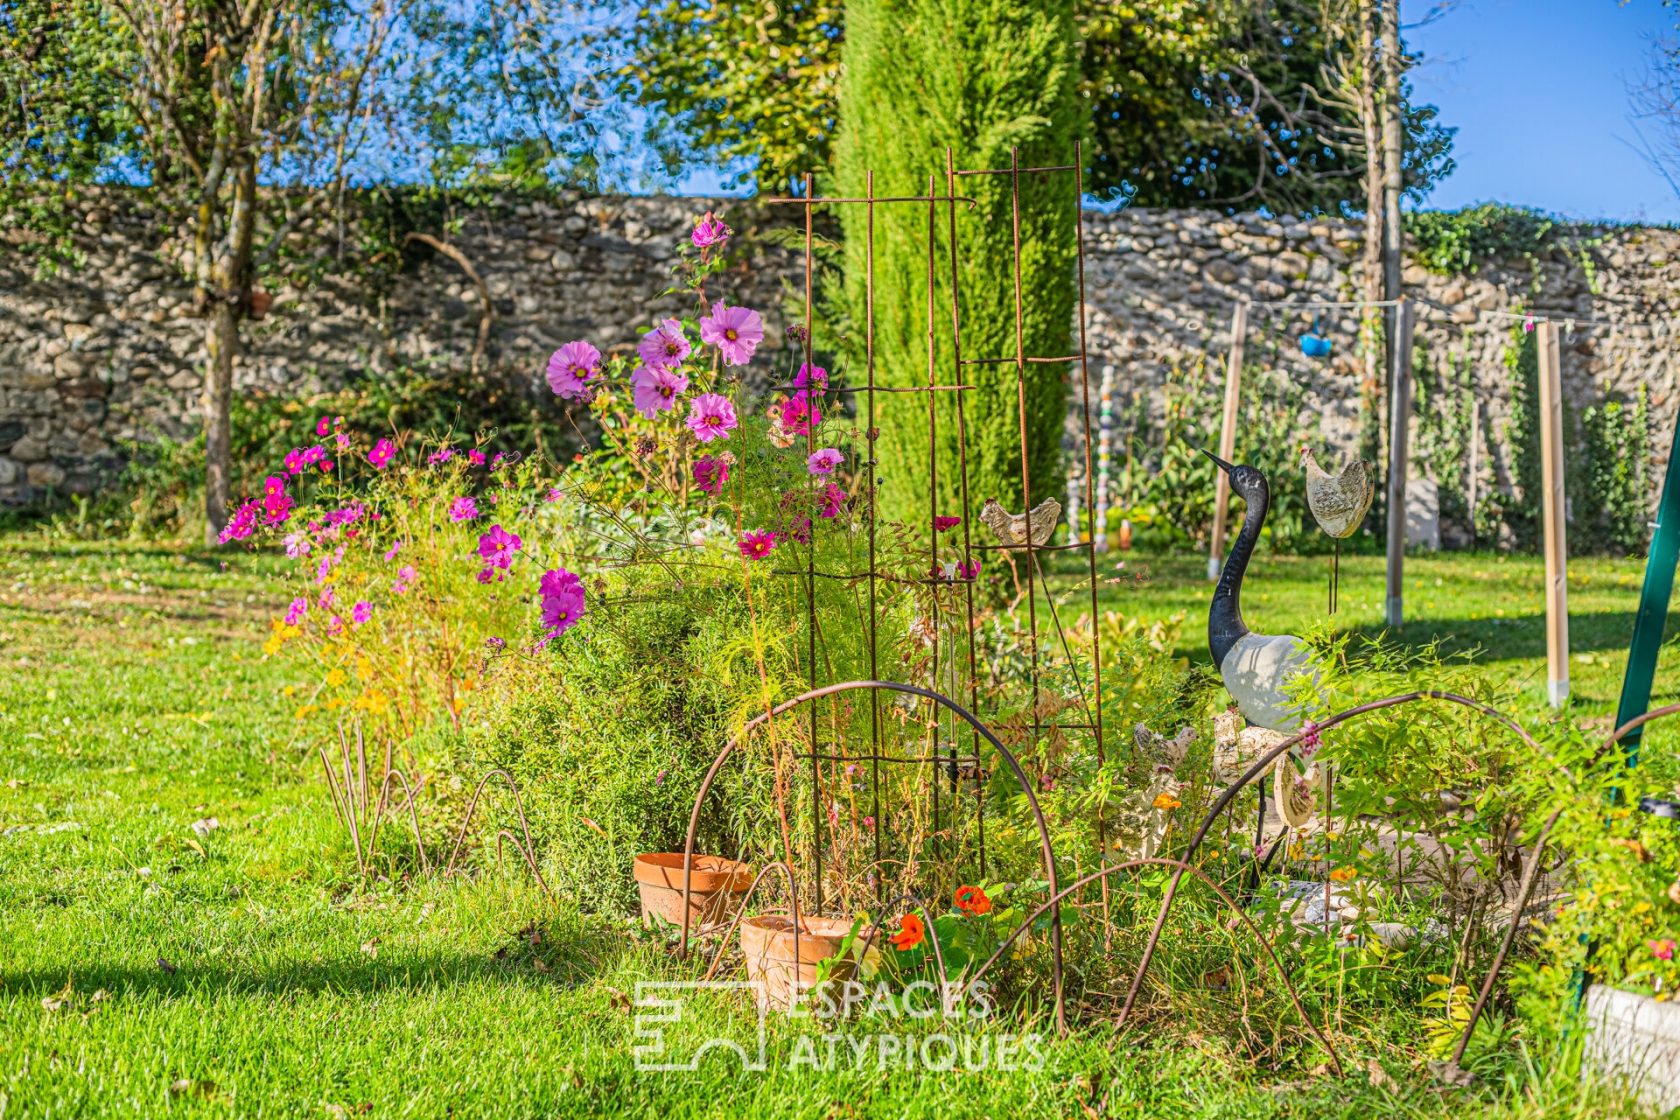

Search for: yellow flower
xmin=325 ymin=668 xmax=347 ymax=688
xmin=356 ymin=655 xmax=373 ymax=683
xmin=1329 ymin=866 xmax=1358 ymax=883
xmin=1152 ymin=792 xmax=1182 ymax=811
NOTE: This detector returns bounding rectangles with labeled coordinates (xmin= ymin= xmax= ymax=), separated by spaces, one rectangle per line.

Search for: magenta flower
xmin=285 ymin=596 xmax=308 ymax=625
xmin=428 ymin=447 xmax=454 ymax=466
xmin=539 ymin=567 xmax=587 ymax=640
xmin=468 ymin=448 xmax=487 ymax=467
xmin=351 ymin=601 xmax=373 ymax=626
xmin=301 ymin=445 xmax=326 ymax=468
xmin=319 ymin=585 xmax=335 ymax=609
xmin=784 ymin=516 xmax=812 ymax=544
xmin=218 ymin=501 xmax=259 ymax=544
xmin=699 ymin=303 xmax=763 ymax=366
xmin=863 ymin=816 xmax=876 ymax=830
xmin=737 ymin=530 xmax=778 ymax=560
xmin=806 ymin=448 xmax=844 ymax=475
xmin=383 ymin=540 xmax=402 ymax=561
xmin=934 ymin=516 xmax=961 ymax=533
xmin=283 ymin=447 xmax=307 ymax=476
xmin=693 ymin=456 xmax=730 ymax=495
xmin=546 ymin=340 xmax=603 ymax=400
xmin=958 ymin=558 xmax=981 ymax=580
xmin=477 ymin=524 xmax=523 ymax=570
xmin=316 ymin=416 xmax=332 ymax=437
xmin=818 ymin=482 xmax=847 ymax=520
xmin=283 ymin=530 xmax=312 ymax=558
xmin=686 ymin=393 xmax=738 ymax=443
xmin=778 ymin=392 xmax=820 ymax=436
xmin=691 ymin=211 xmax=732 ymax=250
xmin=393 ymin=565 xmax=417 ymax=594
xmin=544 ymin=487 xmax=563 ymax=503
xmin=449 ymin=496 xmax=479 ymax=523
xmin=793 ymin=363 xmax=827 ymax=391
xmin=368 ymin=438 xmax=396 ymax=469
xmin=630 ymin=365 xmax=690 ymax=419
xmin=1300 ymin=720 xmax=1322 ymax=760
xmin=262 ymin=489 xmax=292 ymax=527
xmin=327 ymin=614 xmax=345 ymax=637
xmin=334 ymin=432 xmax=351 ymax=452
xmin=638 ymin=319 xmax=692 ymax=371
xmin=1654 ymin=939 xmax=1677 ymax=961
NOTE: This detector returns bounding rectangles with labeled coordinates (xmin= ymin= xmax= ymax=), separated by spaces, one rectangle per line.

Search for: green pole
xmin=1614 ymin=414 xmax=1680 ymax=771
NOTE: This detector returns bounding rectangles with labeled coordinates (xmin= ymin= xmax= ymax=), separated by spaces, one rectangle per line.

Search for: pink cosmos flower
xmin=334 ymin=432 xmax=351 ymax=452
xmin=319 ymin=585 xmax=335 ymax=609
xmin=737 ymin=530 xmax=778 ymax=560
xmin=784 ymin=516 xmax=812 ymax=544
xmin=428 ymin=447 xmax=454 ymax=466
xmin=793 ymin=363 xmax=827 ymax=391
xmin=302 ymin=445 xmax=326 ymax=467
xmin=368 ymin=438 xmax=396 ymax=469
xmin=320 ymin=459 xmax=334 ymax=473
xmin=546 ymin=340 xmax=602 ymax=400
xmin=316 ymin=416 xmax=332 ymax=437
xmin=218 ymin=501 xmax=259 ymax=544
xmin=686 ymin=393 xmax=738 ymax=443
xmin=699 ymin=303 xmax=763 ymax=366
xmin=544 ymin=487 xmax=564 ymax=503
xmin=393 ymin=565 xmax=417 ymax=594
xmin=779 ymin=391 xmax=820 ymax=436
xmin=475 ymin=567 xmax=497 ymax=585
xmin=351 ymin=601 xmax=373 ymax=626
xmin=807 ymin=448 xmax=844 ymax=475
xmin=384 ymin=540 xmax=402 ymax=562
xmin=863 ymin=816 xmax=876 ymax=830
xmin=934 ymin=516 xmax=961 ymax=533
xmin=630 ymin=365 xmax=689 ymax=419
xmin=284 ymin=531 xmax=312 ymax=559
xmin=638 ymin=319 xmax=692 ymax=370
xmin=818 ymin=482 xmax=847 ymax=520
xmin=958 ymin=558 xmax=981 ymax=580
xmin=449 ymin=496 xmax=479 ymax=523
xmin=262 ymin=483 xmax=293 ymax=526
xmin=693 ymin=457 xmax=730 ymax=495
xmin=539 ymin=568 xmax=587 ymax=640
xmin=327 ymin=614 xmax=345 ymax=637
xmin=477 ymin=524 xmax=523 ymax=570
xmin=1654 ymin=939 xmax=1677 ymax=961
xmin=691 ymin=211 xmax=731 ymax=249
xmin=283 ymin=447 xmax=307 ymax=476
xmin=466 ymin=448 xmax=486 ymax=467
xmin=284 ymin=596 xmax=308 ymax=625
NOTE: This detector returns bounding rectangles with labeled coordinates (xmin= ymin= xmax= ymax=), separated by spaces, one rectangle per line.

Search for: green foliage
xmin=1412 ymin=345 xmax=1496 ymax=546
xmin=1405 ymin=205 xmax=1557 ymax=277
xmin=1577 ymin=387 xmax=1654 ymax=556
xmin=1501 ymin=327 xmax=1543 ymax=551
xmin=620 ymin=0 xmax=1457 ymax=213
xmin=833 ymin=0 xmax=1080 ymax=523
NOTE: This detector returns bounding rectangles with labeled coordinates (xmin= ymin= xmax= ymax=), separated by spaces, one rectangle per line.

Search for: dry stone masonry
xmin=2 ymin=189 xmax=1675 ymax=512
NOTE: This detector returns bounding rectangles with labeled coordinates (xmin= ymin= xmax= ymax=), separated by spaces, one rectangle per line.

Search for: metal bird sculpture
xmin=1204 ymin=450 xmax=1315 ymax=732
xmin=1300 ymin=446 xmax=1375 ymax=614
xmin=979 ymin=497 xmax=1061 ymax=549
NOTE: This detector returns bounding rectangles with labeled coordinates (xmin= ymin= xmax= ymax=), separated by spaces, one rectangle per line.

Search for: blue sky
xmin=1405 ymin=0 xmax=1680 ymax=221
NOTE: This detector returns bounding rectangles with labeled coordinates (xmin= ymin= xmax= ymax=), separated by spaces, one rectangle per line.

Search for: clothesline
xmin=1231 ymin=294 xmax=1675 ymax=333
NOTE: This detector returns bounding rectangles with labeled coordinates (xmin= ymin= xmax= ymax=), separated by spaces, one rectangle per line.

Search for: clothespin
xmin=1522 ymin=312 xmax=1535 ymax=333
xmin=1565 ymin=319 xmax=1576 ymax=335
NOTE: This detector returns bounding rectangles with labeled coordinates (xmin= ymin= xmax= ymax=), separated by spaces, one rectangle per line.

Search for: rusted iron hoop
xmin=1119 ymin=690 xmax=1546 ymax=1027
xmin=957 ymin=856 xmax=1344 ymax=1076
xmin=442 ymin=767 xmax=551 ymax=897
xmin=1450 ymin=699 xmax=1680 ymax=1065
xmin=675 ymin=679 xmax=1068 ymax=1034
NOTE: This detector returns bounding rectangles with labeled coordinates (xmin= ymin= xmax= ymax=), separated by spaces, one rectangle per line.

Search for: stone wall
xmin=3 ymin=189 xmax=1676 ymax=523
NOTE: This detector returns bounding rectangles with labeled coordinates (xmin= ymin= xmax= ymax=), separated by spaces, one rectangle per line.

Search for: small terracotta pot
xmin=632 ymin=853 xmax=752 ymax=930
xmin=739 ymin=914 xmax=865 ymax=1012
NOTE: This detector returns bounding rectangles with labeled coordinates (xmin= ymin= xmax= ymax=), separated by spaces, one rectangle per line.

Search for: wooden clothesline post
xmin=1384 ymin=296 xmax=1415 ymax=628
xmin=1208 ymin=301 xmax=1248 ymax=581
xmin=1537 ymin=319 xmax=1571 ymax=707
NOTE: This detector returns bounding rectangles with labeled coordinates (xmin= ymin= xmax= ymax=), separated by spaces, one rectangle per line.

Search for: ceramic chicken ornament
xmin=979 ymin=497 xmax=1061 ymax=549
xmin=1301 ymin=446 xmax=1375 ymax=614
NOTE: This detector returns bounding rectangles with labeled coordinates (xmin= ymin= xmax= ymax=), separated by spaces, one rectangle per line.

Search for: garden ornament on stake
xmin=1202 ymin=449 xmax=1314 ymax=732
xmin=1301 ymin=445 xmax=1375 ymax=614
xmin=1299 ymin=314 xmax=1333 ymax=359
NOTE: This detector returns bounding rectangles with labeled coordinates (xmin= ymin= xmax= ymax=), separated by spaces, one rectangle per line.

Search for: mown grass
xmin=0 ymin=538 xmax=1667 ymax=1118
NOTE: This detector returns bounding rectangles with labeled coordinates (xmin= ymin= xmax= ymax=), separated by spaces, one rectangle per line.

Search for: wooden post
xmin=1538 ymin=320 xmax=1571 ymax=707
xmin=1208 ymin=301 xmax=1248 ymax=581
xmin=1384 ymin=297 xmax=1414 ymax=628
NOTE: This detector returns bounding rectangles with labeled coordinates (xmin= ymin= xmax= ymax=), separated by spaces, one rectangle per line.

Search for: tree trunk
xmin=203 ymin=298 xmax=237 ymax=543
xmin=1380 ymin=0 xmax=1404 ymax=322
xmin=1359 ymin=0 xmax=1384 ymax=400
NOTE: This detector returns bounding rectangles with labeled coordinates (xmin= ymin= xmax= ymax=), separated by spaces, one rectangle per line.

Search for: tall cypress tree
xmin=833 ymin=0 xmax=1080 ymax=526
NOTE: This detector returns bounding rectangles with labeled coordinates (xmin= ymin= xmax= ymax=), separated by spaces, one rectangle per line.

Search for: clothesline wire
xmin=1231 ymin=294 xmax=1674 ymax=333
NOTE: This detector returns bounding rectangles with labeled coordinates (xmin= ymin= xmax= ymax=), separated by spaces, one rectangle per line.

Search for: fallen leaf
xmin=41 ymin=976 xmax=74 ymax=1013
xmin=606 ymin=987 xmax=631 ymax=1011
xmin=1365 ymin=1058 xmax=1398 ymax=1091
xmin=190 ymin=817 xmax=220 ymax=838
xmin=157 ymin=957 xmax=177 ymax=975
xmin=169 ymin=1078 xmax=218 ymax=1098
xmin=360 ymin=938 xmax=379 ymax=958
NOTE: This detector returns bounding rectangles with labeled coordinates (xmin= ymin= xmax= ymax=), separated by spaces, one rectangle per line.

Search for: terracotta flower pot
xmin=632 ymin=853 xmax=752 ymax=930
xmin=738 ymin=914 xmax=864 ymax=1012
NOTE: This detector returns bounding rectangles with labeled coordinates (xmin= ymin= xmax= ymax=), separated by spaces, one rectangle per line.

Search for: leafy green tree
xmin=622 ymin=0 xmax=1454 ymax=211
xmin=833 ymin=0 xmax=1080 ymax=522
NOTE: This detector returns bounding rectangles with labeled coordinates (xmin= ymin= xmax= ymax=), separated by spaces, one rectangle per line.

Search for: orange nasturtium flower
xmin=1329 ymin=866 xmax=1358 ymax=883
xmin=890 ymin=913 xmax=926 ymax=951
xmin=1152 ymin=792 xmax=1183 ymax=811
xmin=954 ymin=885 xmax=992 ymax=916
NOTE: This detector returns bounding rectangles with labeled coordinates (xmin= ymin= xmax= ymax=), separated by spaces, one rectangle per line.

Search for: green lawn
xmin=0 ymin=538 xmax=1668 ymax=1118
